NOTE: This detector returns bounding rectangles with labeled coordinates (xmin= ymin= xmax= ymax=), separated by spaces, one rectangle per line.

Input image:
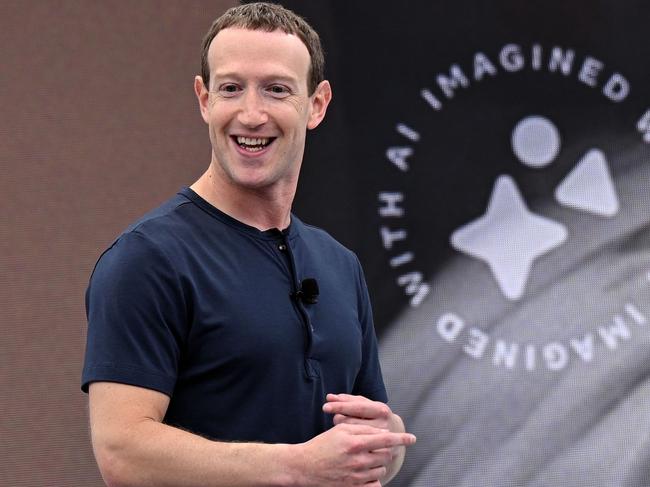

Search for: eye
xmin=267 ymin=84 xmax=291 ymax=97
xmin=218 ymin=83 xmax=241 ymax=96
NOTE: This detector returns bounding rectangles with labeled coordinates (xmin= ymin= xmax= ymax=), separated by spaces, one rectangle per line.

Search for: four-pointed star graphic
xmin=451 ymin=175 xmax=568 ymax=300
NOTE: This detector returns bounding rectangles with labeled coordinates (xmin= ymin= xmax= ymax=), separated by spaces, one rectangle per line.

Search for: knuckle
xmin=347 ymin=438 xmax=362 ymax=452
xmin=351 ymin=471 xmax=368 ymax=483
xmin=377 ymin=449 xmax=392 ymax=462
xmin=349 ymin=457 xmax=365 ymax=471
xmin=381 ymin=450 xmax=394 ymax=460
xmin=377 ymin=402 xmax=391 ymax=418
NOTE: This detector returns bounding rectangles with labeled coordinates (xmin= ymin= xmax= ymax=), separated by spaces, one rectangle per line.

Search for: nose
xmin=237 ymin=89 xmax=268 ymax=127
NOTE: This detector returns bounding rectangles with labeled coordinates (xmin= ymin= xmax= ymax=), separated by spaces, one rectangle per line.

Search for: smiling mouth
xmin=234 ymin=136 xmax=275 ymax=153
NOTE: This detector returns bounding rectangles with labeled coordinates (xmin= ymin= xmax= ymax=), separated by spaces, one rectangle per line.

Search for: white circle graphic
xmin=512 ymin=115 xmax=561 ymax=168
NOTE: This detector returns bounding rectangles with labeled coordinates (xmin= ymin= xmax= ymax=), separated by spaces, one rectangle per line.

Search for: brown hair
xmin=200 ymin=2 xmax=325 ymax=95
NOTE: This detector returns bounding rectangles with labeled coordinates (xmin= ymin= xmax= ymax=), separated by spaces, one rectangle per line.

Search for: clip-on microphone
xmin=293 ymin=278 xmax=319 ymax=304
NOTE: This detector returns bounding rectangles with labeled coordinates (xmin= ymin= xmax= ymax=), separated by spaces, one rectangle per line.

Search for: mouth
xmin=233 ymin=135 xmax=276 ymax=153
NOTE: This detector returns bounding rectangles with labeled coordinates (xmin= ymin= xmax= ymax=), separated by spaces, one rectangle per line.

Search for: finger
xmin=369 ymin=447 xmax=394 ymax=458
xmin=326 ymin=393 xmax=371 ymax=403
xmin=323 ymin=399 xmax=391 ymax=419
xmin=352 ymin=432 xmax=416 ymax=452
xmin=336 ymin=423 xmax=387 ymax=435
xmin=351 ymin=465 xmax=387 ymax=485
xmin=333 ymin=449 xmax=388 ymax=479
xmin=333 ymin=414 xmax=389 ymax=429
xmin=367 ymin=447 xmax=394 ymax=467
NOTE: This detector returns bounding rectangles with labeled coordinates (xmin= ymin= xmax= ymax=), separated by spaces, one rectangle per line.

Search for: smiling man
xmin=81 ymin=3 xmax=414 ymax=486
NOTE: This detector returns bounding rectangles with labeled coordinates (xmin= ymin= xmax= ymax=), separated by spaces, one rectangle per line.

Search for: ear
xmin=307 ymin=80 xmax=332 ymax=130
xmin=194 ymin=75 xmax=210 ymax=124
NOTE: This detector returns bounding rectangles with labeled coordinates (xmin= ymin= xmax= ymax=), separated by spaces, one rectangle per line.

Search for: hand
xmin=323 ymin=393 xmax=393 ymax=430
xmin=322 ymin=393 xmax=412 ymax=485
xmin=295 ymin=422 xmax=416 ymax=486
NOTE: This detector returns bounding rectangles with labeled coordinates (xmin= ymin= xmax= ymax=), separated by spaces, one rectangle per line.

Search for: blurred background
xmin=2 ymin=1 xmax=650 ymax=485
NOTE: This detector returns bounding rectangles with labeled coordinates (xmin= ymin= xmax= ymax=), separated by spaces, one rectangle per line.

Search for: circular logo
xmin=378 ymin=43 xmax=650 ymax=373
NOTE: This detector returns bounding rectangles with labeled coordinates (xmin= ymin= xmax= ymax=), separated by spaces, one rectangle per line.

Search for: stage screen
xmin=284 ymin=2 xmax=650 ymax=485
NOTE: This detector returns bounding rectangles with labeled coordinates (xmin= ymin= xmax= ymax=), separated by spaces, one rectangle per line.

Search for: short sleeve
xmin=351 ymin=257 xmax=388 ymax=403
xmin=81 ymin=231 xmax=187 ymax=396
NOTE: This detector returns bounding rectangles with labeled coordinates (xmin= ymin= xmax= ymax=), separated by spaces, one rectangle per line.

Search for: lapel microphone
xmin=293 ymin=278 xmax=319 ymax=304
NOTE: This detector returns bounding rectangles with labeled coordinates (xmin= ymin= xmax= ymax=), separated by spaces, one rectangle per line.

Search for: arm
xmin=323 ymin=393 xmax=413 ymax=485
xmin=89 ymin=382 xmax=416 ymax=487
xmin=89 ymin=382 xmax=293 ymax=487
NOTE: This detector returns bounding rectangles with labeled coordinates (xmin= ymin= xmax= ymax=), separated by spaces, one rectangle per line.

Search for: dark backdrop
xmin=282 ymin=2 xmax=650 ymax=486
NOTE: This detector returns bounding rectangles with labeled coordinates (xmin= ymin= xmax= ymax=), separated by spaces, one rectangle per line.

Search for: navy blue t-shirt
xmin=82 ymin=188 xmax=387 ymax=444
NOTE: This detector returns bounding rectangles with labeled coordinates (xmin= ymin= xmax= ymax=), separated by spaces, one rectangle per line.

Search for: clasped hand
xmin=296 ymin=393 xmax=415 ymax=486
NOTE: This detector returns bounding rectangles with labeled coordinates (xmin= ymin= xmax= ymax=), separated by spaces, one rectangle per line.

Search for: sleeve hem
xmin=81 ymin=363 xmax=175 ymax=396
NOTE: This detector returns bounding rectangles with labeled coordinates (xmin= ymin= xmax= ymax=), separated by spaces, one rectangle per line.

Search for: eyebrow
xmin=212 ymin=72 xmax=300 ymax=87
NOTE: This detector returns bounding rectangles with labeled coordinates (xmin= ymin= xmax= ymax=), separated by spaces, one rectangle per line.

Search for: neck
xmin=191 ymin=167 xmax=295 ymax=231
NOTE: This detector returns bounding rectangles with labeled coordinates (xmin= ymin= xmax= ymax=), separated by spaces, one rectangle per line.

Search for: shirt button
xmin=278 ymin=244 xmax=287 ymax=252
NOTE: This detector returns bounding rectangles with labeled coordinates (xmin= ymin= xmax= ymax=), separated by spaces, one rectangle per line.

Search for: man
xmin=81 ymin=3 xmax=415 ymax=486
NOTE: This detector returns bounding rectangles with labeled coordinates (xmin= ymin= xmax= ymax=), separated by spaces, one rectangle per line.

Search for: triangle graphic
xmin=554 ymin=149 xmax=619 ymax=217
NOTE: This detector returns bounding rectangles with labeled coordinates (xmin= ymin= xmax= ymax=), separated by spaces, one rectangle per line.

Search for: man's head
xmin=200 ymin=2 xmax=325 ymax=95
xmin=193 ymin=5 xmax=332 ymax=198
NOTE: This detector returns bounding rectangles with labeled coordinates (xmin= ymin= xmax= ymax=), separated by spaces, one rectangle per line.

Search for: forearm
xmin=380 ymin=413 xmax=407 ymax=485
xmin=94 ymin=419 xmax=297 ymax=487
xmin=90 ymin=384 xmax=415 ymax=487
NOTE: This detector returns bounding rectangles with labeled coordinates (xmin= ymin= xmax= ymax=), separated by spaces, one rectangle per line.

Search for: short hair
xmin=200 ymin=2 xmax=325 ymax=95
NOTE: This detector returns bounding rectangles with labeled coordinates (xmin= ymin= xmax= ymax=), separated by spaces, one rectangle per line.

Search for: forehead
xmin=208 ymin=28 xmax=311 ymax=82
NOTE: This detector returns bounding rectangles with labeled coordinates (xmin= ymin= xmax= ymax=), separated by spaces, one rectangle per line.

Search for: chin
xmin=231 ymin=173 xmax=277 ymax=191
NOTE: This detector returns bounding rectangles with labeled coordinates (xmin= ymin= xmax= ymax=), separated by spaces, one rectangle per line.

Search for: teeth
xmin=236 ymin=136 xmax=269 ymax=146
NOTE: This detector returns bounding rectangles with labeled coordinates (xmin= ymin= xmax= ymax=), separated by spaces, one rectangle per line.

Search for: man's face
xmin=196 ymin=28 xmax=331 ymax=193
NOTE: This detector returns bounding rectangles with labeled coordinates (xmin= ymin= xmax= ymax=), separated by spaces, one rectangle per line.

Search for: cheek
xmin=207 ymin=115 xmax=227 ymax=140
xmin=287 ymin=97 xmax=303 ymax=114
xmin=280 ymin=107 xmax=310 ymax=138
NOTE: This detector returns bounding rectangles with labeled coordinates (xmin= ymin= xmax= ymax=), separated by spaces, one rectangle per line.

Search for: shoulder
xmin=293 ymin=216 xmax=359 ymax=264
xmin=292 ymin=216 xmax=367 ymax=292
xmin=102 ymin=189 xmax=220 ymax=258
xmin=90 ymin=191 xmax=202 ymax=280
xmin=122 ymin=191 xmax=198 ymax=245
